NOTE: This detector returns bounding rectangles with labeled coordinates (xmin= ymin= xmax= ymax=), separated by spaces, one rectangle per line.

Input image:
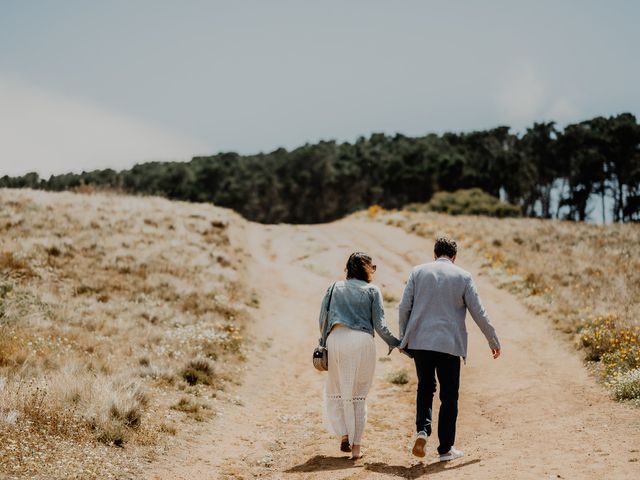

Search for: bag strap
xmin=319 ymin=282 xmax=337 ymax=347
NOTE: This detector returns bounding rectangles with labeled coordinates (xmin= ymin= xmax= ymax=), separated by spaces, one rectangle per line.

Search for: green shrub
xmin=416 ymin=189 xmax=521 ymax=218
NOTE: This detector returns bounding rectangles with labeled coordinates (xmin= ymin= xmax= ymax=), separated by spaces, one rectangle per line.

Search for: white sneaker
xmin=439 ymin=446 xmax=464 ymax=462
xmin=412 ymin=431 xmax=429 ymax=458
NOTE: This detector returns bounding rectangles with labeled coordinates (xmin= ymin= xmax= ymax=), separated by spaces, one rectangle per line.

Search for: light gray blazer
xmin=398 ymin=257 xmax=500 ymax=360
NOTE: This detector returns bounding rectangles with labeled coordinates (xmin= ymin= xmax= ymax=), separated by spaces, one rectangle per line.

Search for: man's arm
xmin=398 ymin=270 xmax=415 ymax=338
xmin=463 ymin=275 xmax=501 ymax=355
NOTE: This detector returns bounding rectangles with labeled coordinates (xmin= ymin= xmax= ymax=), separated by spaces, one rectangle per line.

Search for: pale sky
xmin=1 ymin=0 xmax=639 ymax=177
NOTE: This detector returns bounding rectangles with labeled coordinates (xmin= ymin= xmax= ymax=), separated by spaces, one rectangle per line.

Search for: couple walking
xmin=317 ymin=237 xmax=501 ymax=461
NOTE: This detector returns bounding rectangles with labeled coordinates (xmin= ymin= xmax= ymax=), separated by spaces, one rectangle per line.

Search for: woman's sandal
xmin=340 ymin=437 xmax=351 ymax=453
xmin=351 ymin=451 xmax=364 ymax=460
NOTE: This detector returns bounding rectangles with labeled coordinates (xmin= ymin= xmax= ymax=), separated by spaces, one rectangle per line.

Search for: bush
xmin=580 ymin=314 xmax=622 ymax=361
xmin=580 ymin=314 xmax=640 ymax=366
xmin=0 ymin=251 xmax=36 ymax=278
xmin=171 ymin=397 xmax=212 ymax=421
xmin=387 ymin=369 xmax=409 ymax=385
xmin=367 ymin=204 xmax=384 ymax=218
xmin=609 ymin=368 xmax=640 ymax=401
xmin=580 ymin=314 xmax=640 ymax=388
xmin=180 ymin=359 xmax=214 ymax=386
xmin=87 ymin=378 xmax=149 ymax=445
xmin=412 ymin=189 xmax=521 ymax=218
xmin=601 ymin=346 xmax=640 ymax=377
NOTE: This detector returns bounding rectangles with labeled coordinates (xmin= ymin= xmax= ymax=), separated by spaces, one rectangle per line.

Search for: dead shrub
xmin=46 ymin=246 xmax=62 ymax=257
xmin=0 ymin=251 xmax=35 ymax=278
xmin=210 ymin=219 xmax=228 ymax=230
xmin=171 ymin=396 xmax=212 ymax=421
xmin=181 ymin=292 xmax=207 ymax=316
xmin=181 ymin=359 xmax=214 ymax=386
xmin=85 ymin=378 xmax=149 ymax=445
xmin=0 ymin=332 xmax=29 ymax=367
xmin=159 ymin=422 xmax=177 ymax=435
xmin=387 ymin=369 xmax=410 ymax=385
xmin=0 ymin=378 xmax=83 ymax=440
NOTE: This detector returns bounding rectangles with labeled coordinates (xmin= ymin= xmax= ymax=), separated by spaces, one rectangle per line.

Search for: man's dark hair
xmin=434 ymin=236 xmax=457 ymax=259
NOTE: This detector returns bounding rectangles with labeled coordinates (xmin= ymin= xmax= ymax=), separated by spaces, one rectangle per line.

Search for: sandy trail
xmin=148 ymin=219 xmax=640 ymax=479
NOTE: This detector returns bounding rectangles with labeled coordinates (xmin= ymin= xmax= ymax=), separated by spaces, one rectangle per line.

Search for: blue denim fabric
xmin=318 ymin=278 xmax=400 ymax=352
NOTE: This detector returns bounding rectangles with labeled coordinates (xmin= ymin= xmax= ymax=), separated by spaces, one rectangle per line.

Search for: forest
xmin=1 ymin=113 xmax=638 ymax=224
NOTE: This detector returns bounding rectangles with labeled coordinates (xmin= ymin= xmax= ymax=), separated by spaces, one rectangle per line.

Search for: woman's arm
xmin=371 ymin=287 xmax=401 ymax=351
xmin=318 ymin=286 xmax=331 ymax=346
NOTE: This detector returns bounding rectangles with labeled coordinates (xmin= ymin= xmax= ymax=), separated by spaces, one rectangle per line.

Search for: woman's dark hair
xmin=345 ymin=252 xmax=375 ymax=282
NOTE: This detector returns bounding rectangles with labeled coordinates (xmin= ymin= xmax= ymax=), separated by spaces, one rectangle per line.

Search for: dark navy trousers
xmin=408 ymin=349 xmax=461 ymax=454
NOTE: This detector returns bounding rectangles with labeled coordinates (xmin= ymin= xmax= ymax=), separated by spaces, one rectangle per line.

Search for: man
xmin=398 ymin=236 xmax=501 ymax=462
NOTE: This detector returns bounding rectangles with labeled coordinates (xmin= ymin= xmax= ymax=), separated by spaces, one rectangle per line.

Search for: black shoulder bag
xmin=312 ymin=282 xmax=336 ymax=371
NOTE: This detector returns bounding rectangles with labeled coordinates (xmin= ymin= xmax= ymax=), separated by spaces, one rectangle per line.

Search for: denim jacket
xmin=318 ymin=279 xmax=401 ymax=352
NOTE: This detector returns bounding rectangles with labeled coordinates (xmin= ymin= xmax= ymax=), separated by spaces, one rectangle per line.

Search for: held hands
xmin=491 ymin=348 xmax=501 ymax=359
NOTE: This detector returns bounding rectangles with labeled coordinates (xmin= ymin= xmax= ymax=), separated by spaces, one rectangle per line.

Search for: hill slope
xmin=0 ymin=189 xmax=251 ymax=478
xmin=2 ymin=190 xmax=639 ymax=479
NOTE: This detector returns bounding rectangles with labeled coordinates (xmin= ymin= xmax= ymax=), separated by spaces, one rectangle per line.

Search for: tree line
xmin=1 ymin=113 xmax=638 ymax=223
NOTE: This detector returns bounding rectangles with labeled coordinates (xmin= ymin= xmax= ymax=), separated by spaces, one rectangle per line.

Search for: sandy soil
xmin=147 ymin=218 xmax=640 ymax=479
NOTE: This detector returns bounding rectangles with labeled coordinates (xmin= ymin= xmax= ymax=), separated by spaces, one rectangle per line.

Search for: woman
xmin=318 ymin=252 xmax=400 ymax=459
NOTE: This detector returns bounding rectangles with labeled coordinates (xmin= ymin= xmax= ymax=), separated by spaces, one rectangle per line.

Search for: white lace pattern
xmin=323 ymin=325 xmax=376 ymax=446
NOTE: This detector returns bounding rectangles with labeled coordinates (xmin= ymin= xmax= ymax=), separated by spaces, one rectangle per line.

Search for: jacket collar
xmin=345 ymin=277 xmax=368 ymax=284
xmin=435 ymin=257 xmax=453 ymax=263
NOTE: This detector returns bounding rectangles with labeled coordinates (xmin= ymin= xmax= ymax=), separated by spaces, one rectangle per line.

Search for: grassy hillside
xmin=0 ymin=189 xmax=252 ymax=478
xmin=366 ymin=207 xmax=640 ymax=402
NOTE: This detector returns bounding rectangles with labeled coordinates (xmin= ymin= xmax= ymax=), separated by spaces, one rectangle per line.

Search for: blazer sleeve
xmin=463 ymin=275 xmax=501 ymax=350
xmin=398 ymin=270 xmax=415 ymax=338
xmin=371 ymin=287 xmax=401 ymax=352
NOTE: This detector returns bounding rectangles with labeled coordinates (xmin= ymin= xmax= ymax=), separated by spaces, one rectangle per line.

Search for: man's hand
xmin=491 ymin=348 xmax=501 ymax=359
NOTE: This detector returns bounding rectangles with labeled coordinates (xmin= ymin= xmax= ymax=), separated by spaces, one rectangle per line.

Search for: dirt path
xmin=148 ymin=219 xmax=640 ymax=479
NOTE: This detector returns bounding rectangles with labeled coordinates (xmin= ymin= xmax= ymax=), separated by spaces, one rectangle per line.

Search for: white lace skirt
xmin=324 ymin=324 xmax=376 ymax=446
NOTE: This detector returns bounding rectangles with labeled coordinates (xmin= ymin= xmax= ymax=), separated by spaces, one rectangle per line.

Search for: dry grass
xmin=382 ymin=291 xmax=399 ymax=305
xmin=0 ymin=188 xmax=249 ymax=478
xmin=181 ymin=359 xmax=216 ymax=386
xmin=365 ymin=207 xmax=640 ymax=400
xmin=170 ymin=396 xmax=213 ymax=422
xmin=387 ymin=369 xmax=409 ymax=385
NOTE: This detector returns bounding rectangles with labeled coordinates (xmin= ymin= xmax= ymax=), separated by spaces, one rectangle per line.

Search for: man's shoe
xmin=439 ymin=446 xmax=464 ymax=462
xmin=412 ymin=431 xmax=429 ymax=458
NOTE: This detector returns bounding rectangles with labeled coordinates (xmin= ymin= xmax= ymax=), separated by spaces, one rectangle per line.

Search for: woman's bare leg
xmin=351 ymin=444 xmax=362 ymax=459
